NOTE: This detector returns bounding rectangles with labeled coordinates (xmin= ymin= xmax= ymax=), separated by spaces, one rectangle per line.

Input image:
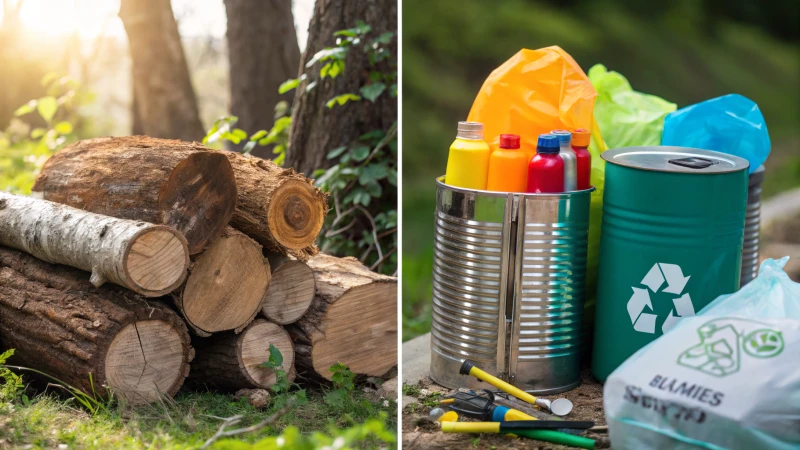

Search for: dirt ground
xmin=402 ymin=366 xmax=609 ymax=450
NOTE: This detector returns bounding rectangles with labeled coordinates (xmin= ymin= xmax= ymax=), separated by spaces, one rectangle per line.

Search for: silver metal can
xmin=429 ymin=177 xmax=593 ymax=393
xmin=741 ymin=165 xmax=765 ymax=286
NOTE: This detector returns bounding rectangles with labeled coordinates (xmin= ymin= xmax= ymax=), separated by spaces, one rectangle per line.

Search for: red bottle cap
xmin=572 ymin=128 xmax=591 ymax=147
xmin=499 ymin=134 xmax=520 ymax=149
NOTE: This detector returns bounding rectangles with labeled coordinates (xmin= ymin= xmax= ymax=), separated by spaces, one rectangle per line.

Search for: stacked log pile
xmin=0 ymin=136 xmax=397 ymax=405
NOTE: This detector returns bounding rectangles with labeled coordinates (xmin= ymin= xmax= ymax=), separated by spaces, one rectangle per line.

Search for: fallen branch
xmin=200 ymin=399 xmax=295 ymax=449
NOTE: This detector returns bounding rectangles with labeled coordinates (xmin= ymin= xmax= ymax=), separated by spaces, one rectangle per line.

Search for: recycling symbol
xmin=627 ymin=263 xmax=695 ymax=334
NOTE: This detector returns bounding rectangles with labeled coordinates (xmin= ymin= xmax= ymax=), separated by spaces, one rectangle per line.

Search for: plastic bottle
xmin=444 ymin=121 xmax=491 ymax=190
xmin=550 ymin=130 xmax=577 ymax=192
xmin=527 ymin=135 xmax=564 ymax=193
xmin=486 ymin=134 xmax=528 ymax=193
xmin=571 ymin=128 xmax=592 ymax=190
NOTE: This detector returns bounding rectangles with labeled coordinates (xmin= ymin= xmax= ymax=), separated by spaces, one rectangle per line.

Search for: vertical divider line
xmin=506 ymin=194 xmax=524 ymax=382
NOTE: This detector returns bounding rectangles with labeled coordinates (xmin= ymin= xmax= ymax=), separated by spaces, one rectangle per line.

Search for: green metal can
xmin=592 ymin=147 xmax=749 ymax=382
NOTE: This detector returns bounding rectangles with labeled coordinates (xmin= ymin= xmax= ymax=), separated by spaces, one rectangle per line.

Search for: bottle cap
xmin=537 ymin=135 xmax=560 ymax=154
xmin=572 ymin=128 xmax=591 ymax=147
xmin=550 ymin=129 xmax=572 ymax=145
xmin=499 ymin=134 xmax=520 ymax=149
xmin=456 ymin=121 xmax=484 ymax=140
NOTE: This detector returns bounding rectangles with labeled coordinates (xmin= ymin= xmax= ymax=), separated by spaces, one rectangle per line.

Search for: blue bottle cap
xmin=550 ymin=129 xmax=572 ymax=145
xmin=537 ymin=134 xmax=560 ymax=154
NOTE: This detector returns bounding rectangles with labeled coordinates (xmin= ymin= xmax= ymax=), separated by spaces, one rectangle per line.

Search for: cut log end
xmin=124 ymin=226 xmax=189 ymax=296
xmin=267 ymin=179 xmax=325 ymax=252
xmin=159 ymin=152 xmax=238 ymax=254
xmin=239 ymin=320 xmax=295 ymax=388
xmin=104 ymin=320 xmax=188 ymax=405
xmin=262 ymin=261 xmax=315 ymax=324
xmin=181 ymin=229 xmax=269 ymax=334
xmin=312 ymin=282 xmax=397 ymax=380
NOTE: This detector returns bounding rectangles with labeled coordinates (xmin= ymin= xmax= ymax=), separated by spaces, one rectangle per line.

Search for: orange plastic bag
xmin=467 ymin=46 xmax=606 ymax=155
xmin=467 ymin=46 xmax=608 ymax=340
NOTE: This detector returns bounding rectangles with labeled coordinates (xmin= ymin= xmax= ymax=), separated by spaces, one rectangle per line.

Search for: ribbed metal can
xmin=592 ymin=147 xmax=749 ymax=382
xmin=741 ymin=165 xmax=765 ymax=287
xmin=429 ymin=177 xmax=593 ymax=393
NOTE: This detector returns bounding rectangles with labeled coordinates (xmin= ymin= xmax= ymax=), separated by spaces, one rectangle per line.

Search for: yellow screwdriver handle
xmin=441 ymin=421 xmax=500 ymax=434
xmin=462 ymin=362 xmax=539 ymax=406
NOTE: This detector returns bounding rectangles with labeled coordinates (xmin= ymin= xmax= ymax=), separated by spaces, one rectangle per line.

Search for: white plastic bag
xmin=604 ymin=258 xmax=800 ymax=450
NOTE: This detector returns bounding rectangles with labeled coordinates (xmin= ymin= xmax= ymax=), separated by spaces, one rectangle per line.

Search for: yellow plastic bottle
xmin=486 ymin=134 xmax=528 ymax=192
xmin=444 ymin=121 xmax=491 ymax=190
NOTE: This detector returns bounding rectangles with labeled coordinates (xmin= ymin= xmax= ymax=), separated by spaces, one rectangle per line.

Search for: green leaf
xmin=326 ymin=93 xmax=361 ymax=109
xmin=232 ymin=128 xmax=248 ymax=140
xmin=306 ymin=47 xmax=347 ymax=68
xmin=273 ymin=152 xmax=285 ymax=166
xmin=327 ymin=146 xmax=348 ymax=160
xmin=272 ymin=116 xmax=292 ymax=134
xmin=388 ymin=168 xmax=398 ymax=186
xmin=14 ymin=100 xmax=36 ymax=117
xmin=40 ymin=72 xmax=59 ymax=87
xmin=278 ymin=76 xmax=301 ymax=94
xmin=268 ymin=344 xmax=284 ymax=368
xmin=30 ymin=128 xmax=47 ymax=139
xmin=360 ymin=83 xmax=386 ymax=103
xmin=374 ymin=31 xmax=394 ymax=44
xmin=54 ymin=121 xmax=73 ymax=135
xmin=365 ymin=181 xmax=382 ymax=197
xmin=359 ymin=130 xmax=385 ymax=142
xmin=37 ymin=96 xmax=58 ymax=123
xmin=250 ymin=130 xmax=268 ymax=141
xmin=390 ymin=83 xmax=398 ymax=97
xmin=355 ymin=20 xmax=372 ymax=34
xmin=350 ymin=145 xmax=370 ymax=161
xmin=359 ymin=163 xmax=389 ymax=185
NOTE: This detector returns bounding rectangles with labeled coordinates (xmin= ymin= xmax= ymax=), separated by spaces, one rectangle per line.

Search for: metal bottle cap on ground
xmin=456 ymin=121 xmax=485 ymax=140
xmin=550 ymin=129 xmax=577 ymax=191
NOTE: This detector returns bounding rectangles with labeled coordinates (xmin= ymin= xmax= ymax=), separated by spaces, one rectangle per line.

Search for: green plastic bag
xmin=584 ymin=64 xmax=676 ymax=343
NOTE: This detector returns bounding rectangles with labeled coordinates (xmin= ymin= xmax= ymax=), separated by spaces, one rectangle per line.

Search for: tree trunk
xmin=288 ymin=253 xmax=396 ymax=381
xmin=262 ymin=253 xmax=316 ymax=325
xmin=31 ymin=136 xmax=238 ymax=255
xmin=285 ymin=0 xmax=397 ymax=176
xmin=187 ymin=319 xmax=294 ymax=391
xmin=119 ymin=0 xmax=205 ymax=141
xmin=174 ymin=228 xmax=270 ymax=336
xmin=0 ymin=247 xmax=193 ymax=406
xmin=0 ymin=192 xmax=189 ymax=297
xmin=224 ymin=0 xmax=299 ymax=158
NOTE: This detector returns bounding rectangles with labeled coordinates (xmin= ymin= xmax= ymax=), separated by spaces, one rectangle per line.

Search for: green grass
xmin=401 ymin=0 xmax=800 ymax=342
xmin=0 ymin=388 xmax=396 ymax=449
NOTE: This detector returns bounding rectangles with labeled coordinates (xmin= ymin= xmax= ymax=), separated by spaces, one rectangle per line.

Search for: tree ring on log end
xmin=311 ymin=283 xmax=397 ymax=379
xmin=238 ymin=320 xmax=295 ymax=388
xmin=159 ymin=152 xmax=238 ymax=254
xmin=124 ymin=226 xmax=189 ymax=296
xmin=182 ymin=232 xmax=269 ymax=333
xmin=104 ymin=320 xmax=186 ymax=405
xmin=267 ymin=179 xmax=324 ymax=250
xmin=262 ymin=261 xmax=315 ymax=324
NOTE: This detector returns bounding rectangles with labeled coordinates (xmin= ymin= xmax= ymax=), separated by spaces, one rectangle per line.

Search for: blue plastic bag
xmin=661 ymin=94 xmax=770 ymax=174
xmin=605 ymin=258 xmax=800 ymax=449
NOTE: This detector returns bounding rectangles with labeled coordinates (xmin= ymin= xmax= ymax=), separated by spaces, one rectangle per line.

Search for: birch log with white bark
xmin=0 ymin=192 xmax=189 ymax=297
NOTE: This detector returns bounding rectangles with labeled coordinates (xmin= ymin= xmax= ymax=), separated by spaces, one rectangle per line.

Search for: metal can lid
xmin=601 ymin=146 xmax=750 ymax=174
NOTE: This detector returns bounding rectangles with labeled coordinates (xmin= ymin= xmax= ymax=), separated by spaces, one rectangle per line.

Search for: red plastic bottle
xmin=571 ymin=128 xmax=592 ymax=190
xmin=527 ymin=134 xmax=564 ymax=193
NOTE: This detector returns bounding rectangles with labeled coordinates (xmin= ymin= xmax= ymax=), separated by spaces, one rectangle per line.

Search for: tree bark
xmin=119 ymin=0 xmax=205 ymax=141
xmin=224 ymin=0 xmax=300 ymax=158
xmin=31 ymin=136 xmax=238 ymax=255
xmin=0 ymin=247 xmax=193 ymax=406
xmin=187 ymin=319 xmax=294 ymax=391
xmin=174 ymin=227 xmax=270 ymax=336
xmin=0 ymin=192 xmax=189 ymax=297
xmin=261 ymin=253 xmax=316 ymax=325
xmin=288 ymin=253 xmax=397 ymax=381
xmin=286 ymin=0 xmax=398 ymax=176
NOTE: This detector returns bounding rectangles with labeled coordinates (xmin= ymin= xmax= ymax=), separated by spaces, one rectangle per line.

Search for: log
xmin=174 ymin=228 xmax=270 ymax=336
xmin=261 ymin=253 xmax=315 ymax=325
xmin=31 ymin=136 xmax=238 ymax=255
xmin=187 ymin=319 xmax=295 ymax=391
xmin=0 ymin=192 xmax=189 ymax=297
xmin=288 ymin=254 xmax=397 ymax=381
xmin=0 ymin=247 xmax=193 ymax=406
